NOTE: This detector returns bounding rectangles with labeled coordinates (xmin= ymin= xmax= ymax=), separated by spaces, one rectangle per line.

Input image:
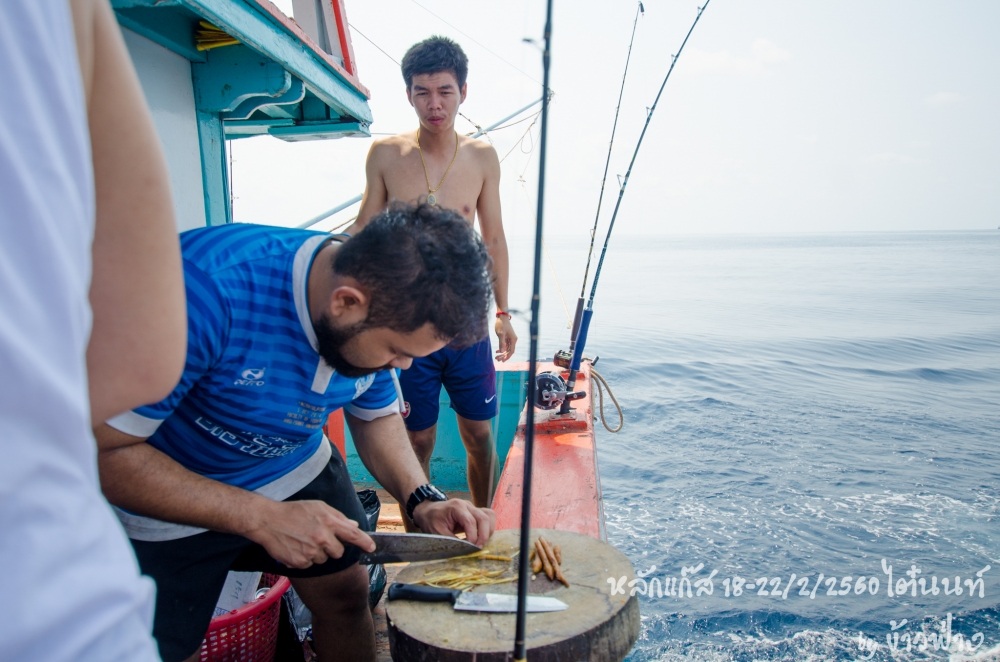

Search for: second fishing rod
xmin=552 ymin=0 xmax=712 ymax=415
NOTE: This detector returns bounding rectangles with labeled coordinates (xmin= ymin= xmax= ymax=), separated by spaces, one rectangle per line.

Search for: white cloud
xmin=751 ymin=38 xmax=792 ymax=64
xmin=924 ymin=91 xmax=963 ymax=107
xmin=686 ymin=38 xmax=791 ymax=76
xmin=865 ymin=152 xmax=928 ymax=166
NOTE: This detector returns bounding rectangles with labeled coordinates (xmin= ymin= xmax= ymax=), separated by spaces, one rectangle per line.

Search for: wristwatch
xmin=405 ymin=483 xmax=448 ymax=522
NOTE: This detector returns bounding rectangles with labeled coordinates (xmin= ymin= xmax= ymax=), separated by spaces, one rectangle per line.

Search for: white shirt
xmin=0 ymin=2 xmax=160 ymax=659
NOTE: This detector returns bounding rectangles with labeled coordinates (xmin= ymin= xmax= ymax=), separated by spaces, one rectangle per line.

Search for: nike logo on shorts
xmin=485 ymin=394 xmax=497 ymax=404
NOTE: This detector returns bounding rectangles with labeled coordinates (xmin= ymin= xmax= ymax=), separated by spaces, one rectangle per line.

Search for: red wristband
xmin=496 ymin=311 xmax=511 ymax=319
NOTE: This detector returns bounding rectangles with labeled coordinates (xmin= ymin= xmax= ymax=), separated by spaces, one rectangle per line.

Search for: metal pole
xmin=513 ymin=1 xmax=553 ymax=659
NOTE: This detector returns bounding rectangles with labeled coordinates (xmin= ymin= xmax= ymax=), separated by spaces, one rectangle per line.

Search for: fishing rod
xmin=563 ymin=1 xmax=644 ymax=371
xmin=513 ymin=0 xmax=553 ymax=658
xmin=555 ymin=0 xmax=711 ymax=415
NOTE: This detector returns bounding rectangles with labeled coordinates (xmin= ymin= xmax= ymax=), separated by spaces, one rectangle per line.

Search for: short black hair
xmin=401 ymin=35 xmax=469 ymax=89
xmin=333 ymin=203 xmax=491 ymax=347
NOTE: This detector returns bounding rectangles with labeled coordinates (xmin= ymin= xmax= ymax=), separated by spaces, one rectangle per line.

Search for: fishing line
xmin=586 ymin=0 xmax=710 ymax=311
xmin=346 ymin=25 xmax=398 ymax=66
xmin=562 ymin=0 xmax=644 ymax=380
xmin=578 ymin=1 xmax=644 ymax=302
xmin=354 ymin=2 xmax=542 ymax=86
xmin=513 ymin=0 xmax=553 ymax=656
xmin=494 ymin=110 xmax=542 ymax=133
xmin=408 ymin=0 xmax=542 ymax=86
xmin=498 ymin=113 xmax=541 ymax=164
xmin=347 ymin=23 xmax=522 ymax=147
xmin=558 ymin=0 xmax=711 ymax=413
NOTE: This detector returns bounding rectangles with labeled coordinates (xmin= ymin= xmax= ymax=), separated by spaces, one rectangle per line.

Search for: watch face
xmin=423 ymin=484 xmax=447 ymax=501
xmin=407 ymin=484 xmax=448 ymax=521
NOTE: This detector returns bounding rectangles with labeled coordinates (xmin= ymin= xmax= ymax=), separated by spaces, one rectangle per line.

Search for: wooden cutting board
xmin=386 ymin=528 xmax=639 ymax=661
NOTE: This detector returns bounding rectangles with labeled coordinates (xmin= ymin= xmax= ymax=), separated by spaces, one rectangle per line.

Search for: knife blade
xmin=387 ymin=582 xmax=568 ymax=613
xmin=358 ymin=532 xmax=481 ymax=564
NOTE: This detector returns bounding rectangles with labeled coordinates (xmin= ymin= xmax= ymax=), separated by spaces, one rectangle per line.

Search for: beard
xmin=314 ymin=314 xmax=381 ymax=378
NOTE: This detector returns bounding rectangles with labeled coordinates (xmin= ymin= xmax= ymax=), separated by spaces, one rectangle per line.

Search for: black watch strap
xmin=405 ymin=483 xmax=447 ymax=522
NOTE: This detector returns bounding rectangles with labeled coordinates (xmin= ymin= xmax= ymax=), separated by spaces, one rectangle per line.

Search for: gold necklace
xmin=416 ymin=129 xmax=459 ymax=206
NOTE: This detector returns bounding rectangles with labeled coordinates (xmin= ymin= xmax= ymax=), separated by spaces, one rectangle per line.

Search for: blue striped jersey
xmin=109 ymin=223 xmax=398 ymax=494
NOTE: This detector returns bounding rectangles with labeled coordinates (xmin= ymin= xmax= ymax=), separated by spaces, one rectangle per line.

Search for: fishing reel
xmin=532 ymin=371 xmax=587 ymax=410
xmin=552 ymin=349 xmax=573 ymax=369
xmin=553 ymin=349 xmax=598 ymax=370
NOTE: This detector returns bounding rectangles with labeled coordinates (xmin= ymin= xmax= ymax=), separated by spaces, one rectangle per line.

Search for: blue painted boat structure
xmin=111 ymin=0 xmax=372 ymax=230
xmin=343 ymin=367 xmax=529 ymax=494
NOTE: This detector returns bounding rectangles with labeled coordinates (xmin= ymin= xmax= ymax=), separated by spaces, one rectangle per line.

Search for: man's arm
xmin=73 ymin=0 xmax=187 ymax=424
xmin=342 ymin=141 xmax=391 ymax=236
xmin=346 ymin=412 xmax=494 ymax=546
xmin=476 ymin=145 xmax=517 ymax=361
xmin=95 ymin=424 xmax=375 ymax=567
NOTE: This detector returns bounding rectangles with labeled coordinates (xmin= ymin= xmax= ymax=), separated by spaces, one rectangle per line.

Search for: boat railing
xmin=295 ymin=96 xmax=545 ymax=231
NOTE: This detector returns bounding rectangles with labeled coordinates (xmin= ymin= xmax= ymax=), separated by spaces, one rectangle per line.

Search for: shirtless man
xmin=346 ymin=36 xmax=516 ymax=509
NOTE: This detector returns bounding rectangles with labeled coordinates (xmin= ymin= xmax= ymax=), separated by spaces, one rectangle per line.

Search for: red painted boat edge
xmin=492 ymin=361 xmax=606 ymax=540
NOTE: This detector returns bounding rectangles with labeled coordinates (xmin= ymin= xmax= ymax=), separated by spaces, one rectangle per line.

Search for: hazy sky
xmin=233 ymin=1 xmax=1000 ymax=238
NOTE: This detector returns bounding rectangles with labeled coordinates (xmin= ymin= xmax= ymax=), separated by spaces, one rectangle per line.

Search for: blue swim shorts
xmin=399 ymin=337 xmax=497 ymax=431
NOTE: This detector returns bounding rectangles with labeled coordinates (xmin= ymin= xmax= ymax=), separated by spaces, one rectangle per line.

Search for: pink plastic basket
xmin=199 ymin=573 xmax=291 ymax=662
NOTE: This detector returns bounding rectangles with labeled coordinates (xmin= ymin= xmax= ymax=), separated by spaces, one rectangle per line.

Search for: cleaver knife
xmin=387 ymin=582 xmax=568 ymax=613
xmin=358 ymin=532 xmax=481 ymax=564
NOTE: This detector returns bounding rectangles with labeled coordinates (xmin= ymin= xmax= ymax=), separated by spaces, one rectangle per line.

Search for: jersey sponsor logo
xmin=354 ymin=373 xmax=375 ymax=399
xmin=234 ymin=367 xmax=266 ymax=387
xmin=194 ymin=416 xmax=300 ymax=458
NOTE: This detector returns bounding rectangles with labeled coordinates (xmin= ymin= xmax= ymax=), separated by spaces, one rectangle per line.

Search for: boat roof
xmin=112 ymin=0 xmax=372 ymax=141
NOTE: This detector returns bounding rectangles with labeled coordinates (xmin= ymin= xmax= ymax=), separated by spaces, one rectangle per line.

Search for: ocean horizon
xmin=508 ymin=229 xmax=1000 ymax=660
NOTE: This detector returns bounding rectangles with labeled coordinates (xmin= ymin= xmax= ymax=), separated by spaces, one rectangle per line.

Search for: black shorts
xmin=131 ymin=451 xmax=367 ymax=662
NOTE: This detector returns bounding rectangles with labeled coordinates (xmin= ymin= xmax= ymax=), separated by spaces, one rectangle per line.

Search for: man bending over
xmin=96 ymin=204 xmax=496 ymax=662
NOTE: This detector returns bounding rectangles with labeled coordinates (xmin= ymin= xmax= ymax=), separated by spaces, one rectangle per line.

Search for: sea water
xmin=509 ymin=230 xmax=1000 ymax=661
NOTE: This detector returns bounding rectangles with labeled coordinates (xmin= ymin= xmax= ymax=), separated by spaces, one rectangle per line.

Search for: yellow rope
xmin=195 ymin=21 xmax=239 ymax=52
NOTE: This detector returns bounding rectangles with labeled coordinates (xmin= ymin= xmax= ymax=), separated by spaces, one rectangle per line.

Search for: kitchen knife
xmin=358 ymin=532 xmax=481 ymax=564
xmin=387 ymin=582 xmax=568 ymax=613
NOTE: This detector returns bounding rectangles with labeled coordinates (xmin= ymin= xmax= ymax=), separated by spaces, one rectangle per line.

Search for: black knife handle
xmin=387 ymin=583 xmax=461 ymax=604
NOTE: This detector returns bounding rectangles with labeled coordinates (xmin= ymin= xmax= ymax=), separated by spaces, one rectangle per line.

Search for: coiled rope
xmin=589 ymin=364 xmax=623 ymax=433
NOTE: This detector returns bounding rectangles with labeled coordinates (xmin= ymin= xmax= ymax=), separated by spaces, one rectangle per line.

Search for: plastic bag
xmin=356 ymin=489 xmax=388 ymax=609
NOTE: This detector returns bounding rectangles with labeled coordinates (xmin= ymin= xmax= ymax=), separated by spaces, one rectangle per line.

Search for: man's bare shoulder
xmin=462 ymin=136 xmax=501 ymax=178
xmin=463 ymin=135 xmax=500 ymax=159
xmin=368 ymin=132 xmax=418 ymax=161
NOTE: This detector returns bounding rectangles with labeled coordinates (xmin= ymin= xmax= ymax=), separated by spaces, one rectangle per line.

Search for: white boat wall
xmin=112 ymin=0 xmax=372 ymax=229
